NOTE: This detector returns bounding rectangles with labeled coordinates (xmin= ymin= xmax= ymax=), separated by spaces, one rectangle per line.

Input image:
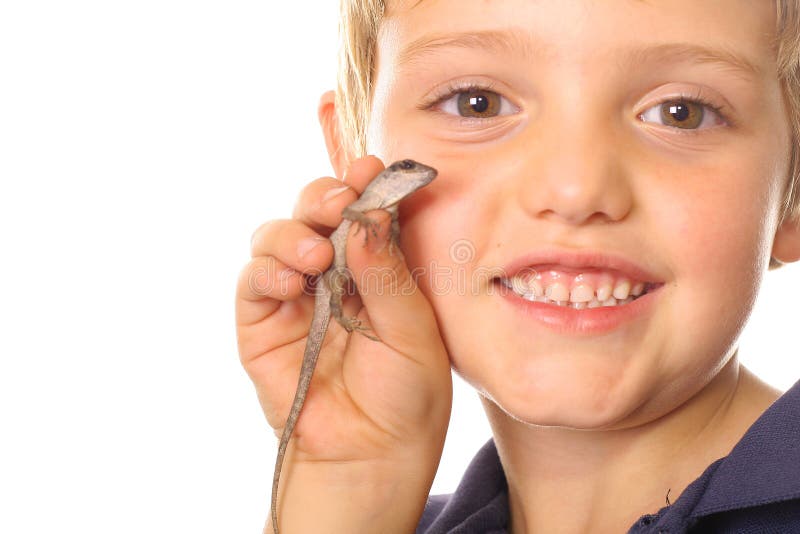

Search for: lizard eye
xmin=390 ymin=160 xmax=415 ymax=171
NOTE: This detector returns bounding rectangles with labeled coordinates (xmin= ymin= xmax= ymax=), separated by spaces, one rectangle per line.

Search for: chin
xmin=491 ymin=392 xmax=630 ymax=430
xmin=473 ymin=361 xmax=646 ymax=431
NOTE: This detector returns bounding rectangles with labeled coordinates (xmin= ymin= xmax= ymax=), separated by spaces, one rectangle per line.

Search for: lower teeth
xmin=535 ymin=297 xmax=636 ymax=308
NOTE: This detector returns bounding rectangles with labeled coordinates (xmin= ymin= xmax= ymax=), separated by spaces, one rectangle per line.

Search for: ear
xmin=771 ymin=214 xmax=800 ymax=265
xmin=318 ymin=90 xmax=349 ymax=180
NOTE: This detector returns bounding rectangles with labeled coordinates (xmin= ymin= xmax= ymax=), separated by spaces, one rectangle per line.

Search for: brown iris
xmin=457 ymin=90 xmax=502 ymax=118
xmin=660 ymin=100 xmax=704 ymax=129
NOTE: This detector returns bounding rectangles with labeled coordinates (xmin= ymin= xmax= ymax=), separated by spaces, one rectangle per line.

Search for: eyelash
xmin=419 ymin=81 xmax=503 ymax=113
xmin=649 ymin=89 xmax=734 ymax=133
xmin=420 ymin=82 xmax=733 ymax=131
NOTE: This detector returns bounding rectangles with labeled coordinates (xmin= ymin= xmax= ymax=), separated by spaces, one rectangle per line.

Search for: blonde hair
xmin=336 ymin=1 xmax=800 ymax=268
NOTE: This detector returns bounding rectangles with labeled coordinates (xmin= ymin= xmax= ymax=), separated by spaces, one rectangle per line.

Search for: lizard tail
xmin=270 ymin=297 xmax=331 ymax=534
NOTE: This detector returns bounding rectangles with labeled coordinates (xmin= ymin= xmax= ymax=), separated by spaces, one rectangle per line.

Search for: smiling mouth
xmin=495 ymin=275 xmax=664 ymax=309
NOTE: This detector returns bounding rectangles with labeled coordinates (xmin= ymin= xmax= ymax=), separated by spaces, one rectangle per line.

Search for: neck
xmin=483 ymin=357 xmax=781 ymax=534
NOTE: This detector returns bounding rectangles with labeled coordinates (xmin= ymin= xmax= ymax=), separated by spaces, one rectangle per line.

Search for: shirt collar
xmin=688 ymin=377 xmax=800 ymax=518
xmin=419 ymin=439 xmax=509 ymax=533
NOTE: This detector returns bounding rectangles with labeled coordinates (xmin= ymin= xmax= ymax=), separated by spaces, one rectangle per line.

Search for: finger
xmin=250 ymin=219 xmax=333 ymax=276
xmin=235 ymin=256 xmax=320 ymax=367
xmin=236 ymin=295 xmax=312 ymax=369
xmin=291 ymin=155 xmax=387 ymax=232
xmin=235 ymin=255 xmax=310 ymax=366
xmin=237 ymin=255 xmax=308 ymax=307
xmin=341 ymin=155 xmax=386 ymax=192
xmin=292 ymin=176 xmax=359 ymax=232
xmin=343 ymin=210 xmax=442 ymax=361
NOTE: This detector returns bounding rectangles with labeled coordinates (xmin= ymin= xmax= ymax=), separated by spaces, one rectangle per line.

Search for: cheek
xmin=398 ymin=183 xmax=500 ymax=373
xmin=400 ymin=202 xmax=479 ymax=307
xmin=652 ymin=159 xmax=774 ymax=368
xmin=654 ymin=156 xmax=774 ymax=280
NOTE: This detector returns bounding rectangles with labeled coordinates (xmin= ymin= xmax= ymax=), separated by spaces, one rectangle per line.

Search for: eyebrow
xmin=396 ymin=29 xmax=762 ymax=81
xmin=622 ymin=42 xmax=762 ymax=80
xmin=397 ymin=29 xmax=553 ymax=66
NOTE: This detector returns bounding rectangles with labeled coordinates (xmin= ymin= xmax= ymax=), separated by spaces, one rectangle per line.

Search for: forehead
xmin=381 ymin=0 xmax=777 ymax=74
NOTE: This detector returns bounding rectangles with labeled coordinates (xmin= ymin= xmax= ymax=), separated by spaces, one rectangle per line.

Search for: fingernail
xmin=322 ymin=185 xmax=350 ymax=204
xmin=297 ymin=236 xmax=326 ymax=258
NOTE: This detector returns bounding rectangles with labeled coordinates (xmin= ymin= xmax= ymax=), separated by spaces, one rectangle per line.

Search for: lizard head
xmin=378 ymin=159 xmax=438 ymax=205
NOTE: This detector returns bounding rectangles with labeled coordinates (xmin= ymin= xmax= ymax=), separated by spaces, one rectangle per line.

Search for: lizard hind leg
xmin=334 ymin=313 xmax=380 ymax=342
xmin=327 ymin=230 xmax=383 ymax=343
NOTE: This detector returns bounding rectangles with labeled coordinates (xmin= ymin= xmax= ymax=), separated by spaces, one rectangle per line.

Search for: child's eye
xmin=427 ymin=85 xmax=518 ymax=119
xmin=639 ymin=98 xmax=727 ymax=131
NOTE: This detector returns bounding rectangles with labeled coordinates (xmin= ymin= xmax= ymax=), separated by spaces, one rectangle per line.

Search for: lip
xmin=500 ymin=248 xmax=664 ymax=283
xmin=496 ymin=248 xmax=665 ymax=336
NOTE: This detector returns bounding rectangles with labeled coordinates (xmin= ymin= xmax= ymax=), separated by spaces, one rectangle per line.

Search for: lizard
xmin=270 ymin=159 xmax=438 ymax=534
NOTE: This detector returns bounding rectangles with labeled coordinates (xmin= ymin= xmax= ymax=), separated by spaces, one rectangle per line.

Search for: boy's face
xmin=366 ymin=0 xmax=791 ymax=428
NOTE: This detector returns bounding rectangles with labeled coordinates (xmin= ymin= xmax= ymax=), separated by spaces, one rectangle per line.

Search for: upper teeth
xmin=501 ymin=272 xmax=649 ymax=308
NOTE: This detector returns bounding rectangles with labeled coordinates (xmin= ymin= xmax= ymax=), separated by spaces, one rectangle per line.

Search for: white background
xmin=1 ymin=2 xmax=798 ymax=533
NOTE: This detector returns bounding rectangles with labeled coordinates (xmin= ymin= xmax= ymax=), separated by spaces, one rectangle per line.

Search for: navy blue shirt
xmin=417 ymin=378 xmax=800 ymax=533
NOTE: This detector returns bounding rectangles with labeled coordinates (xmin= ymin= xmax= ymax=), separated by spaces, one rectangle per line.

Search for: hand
xmin=235 ymin=156 xmax=453 ymax=533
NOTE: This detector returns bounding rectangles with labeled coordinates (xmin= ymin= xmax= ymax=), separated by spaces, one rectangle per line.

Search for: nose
xmin=516 ymin=121 xmax=633 ymax=226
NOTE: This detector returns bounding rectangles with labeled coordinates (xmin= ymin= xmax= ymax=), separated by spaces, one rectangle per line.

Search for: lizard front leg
xmin=341 ymin=206 xmax=383 ymax=248
xmin=342 ymin=205 xmax=402 ymax=257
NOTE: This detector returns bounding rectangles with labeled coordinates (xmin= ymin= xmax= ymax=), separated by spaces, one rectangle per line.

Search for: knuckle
xmin=299 ymin=181 xmax=359 ymax=228
xmin=359 ymin=253 xmax=412 ymax=297
xmin=250 ymin=219 xmax=284 ymax=251
xmin=294 ymin=177 xmax=340 ymax=214
xmin=241 ymin=256 xmax=302 ymax=300
xmin=238 ymin=256 xmax=275 ymax=298
xmin=292 ymin=183 xmax=316 ymax=219
xmin=251 ymin=219 xmax=311 ymax=259
xmin=247 ymin=257 xmax=278 ymax=298
xmin=387 ymin=255 xmax=414 ymax=293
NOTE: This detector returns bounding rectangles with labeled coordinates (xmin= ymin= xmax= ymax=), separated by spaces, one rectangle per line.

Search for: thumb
xmin=344 ymin=209 xmax=441 ymax=355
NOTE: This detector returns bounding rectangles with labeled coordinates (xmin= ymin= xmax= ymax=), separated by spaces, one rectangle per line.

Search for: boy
xmin=237 ymin=1 xmax=800 ymax=532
